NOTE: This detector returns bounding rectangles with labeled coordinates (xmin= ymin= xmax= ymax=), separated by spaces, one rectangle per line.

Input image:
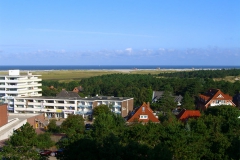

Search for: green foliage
xmin=9 ymin=123 xmax=37 ymax=146
xmin=158 ymin=68 xmax=240 ymax=78
xmin=61 ymin=115 xmax=85 ymax=137
xmin=181 ymin=91 xmax=195 ymax=109
xmin=56 ymin=105 xmax=240 ymax=160
xmin=36 ymin=132 xmax=55 ymax=149
xmin=40 ymin=70 xmax=240 ymax=159
xmin=92 ymin=113 xmax=125 ymax=144
xmin=47 ymin=119 xmax=60 ymax=133
xmin=92 ymin=104 xmax=111 ymax=117
xmin=158 ymin=91 xmax=177 ymax=112
xmin=204 ymin=105 xmax=240 ymax=134
xmin=1 ymin=123 xmax=40 ymax=160
xmin=42 ymin=72 xmax=240 ymax=107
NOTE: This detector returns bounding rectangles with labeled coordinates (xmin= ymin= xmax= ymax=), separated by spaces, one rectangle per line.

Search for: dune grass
xmin=34 ymin=70 xmax=165 ymax=81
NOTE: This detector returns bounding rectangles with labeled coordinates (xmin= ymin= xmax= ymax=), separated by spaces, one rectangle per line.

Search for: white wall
xmin=0 ymin=118 xmax=27 ymax=141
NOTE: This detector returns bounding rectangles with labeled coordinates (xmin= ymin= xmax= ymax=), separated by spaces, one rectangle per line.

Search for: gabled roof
xmin=127 ymin=102 xmax=160 ymax=123
xmin=176 ymin=109 xmax=201 ymax=122
xmin=73 ymin=86 xmax=84 ymax=92
xmin=56 ymin=89 xmax=80 ymax=98
xmin=199 ymin=89 xmax=234 ymax=106
xmin=152 ymin=91 xmax=164 ymax=102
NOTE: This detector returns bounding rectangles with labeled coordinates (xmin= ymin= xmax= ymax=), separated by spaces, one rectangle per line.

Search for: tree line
xmin=158 ymin=68 xmax=240 ymax=78
xmin=42 ymin=72 xmax=240 ymax=106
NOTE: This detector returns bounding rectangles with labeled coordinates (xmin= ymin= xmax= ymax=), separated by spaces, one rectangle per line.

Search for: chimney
xmin=147 ymin=102 xmax=150 ymax=108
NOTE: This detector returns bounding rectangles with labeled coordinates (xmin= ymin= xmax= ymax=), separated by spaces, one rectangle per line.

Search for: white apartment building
xmin=13 ymin=96 xmax=134 ymax=118
xmin=0 ymin=70 xmax=42 ymax=111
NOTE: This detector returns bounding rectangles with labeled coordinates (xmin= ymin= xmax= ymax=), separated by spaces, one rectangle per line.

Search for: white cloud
xmin=125 ymin=48 xmax=132 ymax=53
xmin=159 ymin=48 xmax=165 ymax=51
xmin=0 ymin=47 xmax=239 ymax=65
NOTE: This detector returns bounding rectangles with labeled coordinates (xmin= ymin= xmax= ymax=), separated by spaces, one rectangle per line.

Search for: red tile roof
xmin=177 ymin=109 xmax=201 ymax=122
xmin=127 ymin=102 xmax=160 ymax=123
xmin=198 ymin=89 xmax=235 ymax=109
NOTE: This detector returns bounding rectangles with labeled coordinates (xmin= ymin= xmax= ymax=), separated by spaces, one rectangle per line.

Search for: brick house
xmin=196 ymin=89 xmax=235 ymax=111
xmin=0 ymin=103 xmax=8 ymax=127
xmin=73 ymin=86 xmax=84 ymax=93
xmin=26 ymin=114 xmax=46 ymax=129
xmin=127 ymin=102 xmax=160 ymax=123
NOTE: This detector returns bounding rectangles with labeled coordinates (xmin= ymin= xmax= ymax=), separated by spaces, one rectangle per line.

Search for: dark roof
xmin=152 ymin=91 xmax=182 ymax=103
xmin=56 ymin=90 xmax=80 ymax=98
xmin=152 ymin=91 xmax=164 ymax=102
xmin=174 ymin=95 xmax=183 ymax=102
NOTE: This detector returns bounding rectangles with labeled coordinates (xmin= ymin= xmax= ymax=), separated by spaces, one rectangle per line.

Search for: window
xmin=140 ymin=115 xmax=148 ymax=119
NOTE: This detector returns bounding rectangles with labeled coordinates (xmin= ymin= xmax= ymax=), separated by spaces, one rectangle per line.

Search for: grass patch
xmin=34 ymin=70 xmax=167 ymax=81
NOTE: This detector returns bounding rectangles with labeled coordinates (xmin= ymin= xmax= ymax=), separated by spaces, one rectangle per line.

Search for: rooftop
xmin=14 ymin=96 xmax=133 ymax=101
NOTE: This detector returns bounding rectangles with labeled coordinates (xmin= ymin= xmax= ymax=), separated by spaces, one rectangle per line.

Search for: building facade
xmin=0 ymin=103 xmax=8 ymax=127
xmin=13 ymin=96 xmax=134 ymax=118
xmin=0 ymin=70 xmax=42 ymax=112
xmin=127 ymin=102 xmax=160 ymax=123
xmin=196 ymin=89 xmax=235 ymax=111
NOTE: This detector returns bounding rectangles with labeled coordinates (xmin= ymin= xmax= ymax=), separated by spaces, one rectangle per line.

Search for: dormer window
xmin=140 ymin=115 xmax=148 ymax=119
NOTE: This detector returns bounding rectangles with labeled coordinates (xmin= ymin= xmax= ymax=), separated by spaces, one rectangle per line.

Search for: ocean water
xmin=0 ymin=65 xmax=239 ymax=71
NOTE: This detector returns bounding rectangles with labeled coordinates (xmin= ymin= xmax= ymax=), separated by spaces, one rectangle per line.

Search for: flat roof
xmin=14 ymin=96 xmax=133 ymax=101
xmin=8 ymin=113 xmax=41 ymax=121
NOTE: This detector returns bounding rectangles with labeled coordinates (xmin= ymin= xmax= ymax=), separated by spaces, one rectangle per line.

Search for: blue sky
xmin=0 ymin=0 xmax=239 ymax=65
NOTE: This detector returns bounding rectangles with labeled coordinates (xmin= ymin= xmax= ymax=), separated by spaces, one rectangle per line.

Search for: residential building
xmin=176 ymin=109 xmax=201 ymax=122
xmin=152 ymin=91 xmax=183 ymax=106
xmin=13 ymin=96 xmax=134 ymax=118
xmin=0 ymin=70 xmax=42 ymax=112
xmin=72 ymin=86 xmax=84 ymax=93
xmin=196 ymin=89 xmax=235 ymax=111
xmin=127 ymin=102 xmax=160 ymax=123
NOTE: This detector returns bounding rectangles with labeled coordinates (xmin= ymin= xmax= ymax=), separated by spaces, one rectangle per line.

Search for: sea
xmin=0 ymin=65 xmax=239 ymax=71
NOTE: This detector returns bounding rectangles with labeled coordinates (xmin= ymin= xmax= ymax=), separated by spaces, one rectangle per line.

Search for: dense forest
xmin=158 ymin=68 xmax=240 ymax=78
xmin=42 ymin=69 xmax=240 ymax=107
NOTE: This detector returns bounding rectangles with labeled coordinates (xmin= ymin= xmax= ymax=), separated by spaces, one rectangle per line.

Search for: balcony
xmin=210 ymin=102 xmax=228 ymax=106
xmin=75 ymin=110 xmax=92 ymax=115
xmin=78 ymin=105 xmax=92 ymax=109
xmin=112 ymin=105 xmax=121 ymax=108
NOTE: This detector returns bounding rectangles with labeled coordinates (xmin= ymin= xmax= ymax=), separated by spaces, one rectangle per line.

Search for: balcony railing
xmin=78 ymin=105 xmax=92 ymax=108
xmin=112 ymin=105 xmax=121 ymax=108
xmin=75 ymin=111 xmax=92 ymax=115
